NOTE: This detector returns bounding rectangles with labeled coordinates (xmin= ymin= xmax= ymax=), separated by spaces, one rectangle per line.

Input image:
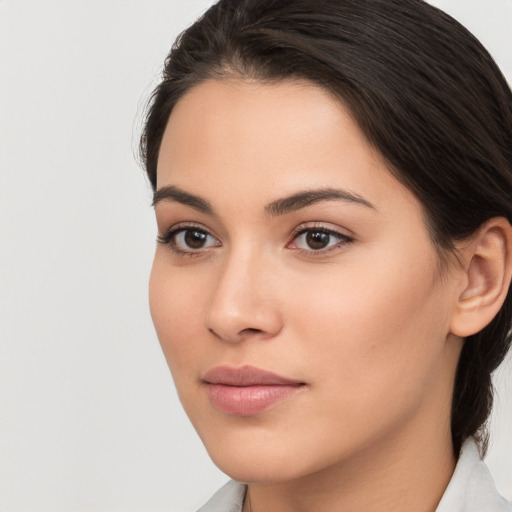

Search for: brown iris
xmin=184 ymin=229 xmax=208 ymax=249
xmin=306 ymin=231 xmax=331 ymax=250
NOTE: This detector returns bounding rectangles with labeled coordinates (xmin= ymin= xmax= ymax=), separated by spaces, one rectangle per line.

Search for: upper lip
xmin=203 ymin=365 xmax=304 ymax=386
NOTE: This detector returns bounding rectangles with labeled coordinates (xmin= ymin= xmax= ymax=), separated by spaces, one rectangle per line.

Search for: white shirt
xmin=197 ymin=439 xmax=511 ymax=512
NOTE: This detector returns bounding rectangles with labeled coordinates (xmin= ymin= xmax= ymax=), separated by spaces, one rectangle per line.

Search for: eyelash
xmin=157 ymin=223 xmax=354 ymax=257
xmin=157 ymin=223 xmax=217 ymax=257
xmin=289 ymin=224 xmax=354 ymax=256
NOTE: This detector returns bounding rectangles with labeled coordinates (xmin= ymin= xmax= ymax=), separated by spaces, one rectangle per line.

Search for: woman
xmin=140 ymin=0 xmax=512 ymax=510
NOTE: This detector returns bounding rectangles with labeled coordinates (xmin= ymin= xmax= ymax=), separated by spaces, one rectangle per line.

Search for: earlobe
xmin=450 ymin=218 xmax=512 ymax=338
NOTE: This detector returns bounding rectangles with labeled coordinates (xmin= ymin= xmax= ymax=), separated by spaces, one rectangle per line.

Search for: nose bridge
xmin=205 ymin=242 xmax=282 ymax=342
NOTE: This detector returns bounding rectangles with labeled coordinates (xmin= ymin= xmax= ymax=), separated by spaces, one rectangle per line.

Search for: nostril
xmin=208 ymin=327 xmax=221 ymax=339
xmin=208 ymin=326 xmax=265 ymax=342
xmin=241 ymin=328 xmax=263 ymax=335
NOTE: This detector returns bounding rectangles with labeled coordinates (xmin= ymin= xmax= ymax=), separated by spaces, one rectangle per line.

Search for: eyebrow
xmin=264 ymin=188 xmax=375 ymax=216
xmin=152 ymin=186 xmax=214 ymax=214
xmin=152 ymin=185 xmax=374 ymax=215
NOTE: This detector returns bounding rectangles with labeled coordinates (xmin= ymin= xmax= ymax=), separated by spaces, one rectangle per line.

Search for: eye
xmin=158 ymin=226 xmax=220 ymax=254
xmin=289 ymin=226 xmax=353 ymax=254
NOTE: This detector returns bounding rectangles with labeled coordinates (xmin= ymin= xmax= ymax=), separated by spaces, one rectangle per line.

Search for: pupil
xmin=184 ymin=230 xmax=207 ymax=248
xmin=306 ymin=231 xmax=330 ymax=250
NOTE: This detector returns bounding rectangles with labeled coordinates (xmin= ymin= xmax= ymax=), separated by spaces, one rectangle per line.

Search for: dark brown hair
xmin=140 ymin=0 xmax=512 ymax=455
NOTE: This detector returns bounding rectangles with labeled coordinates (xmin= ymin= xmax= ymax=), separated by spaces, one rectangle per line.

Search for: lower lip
xmin=205 ymin=383 xmax=305 ymax=416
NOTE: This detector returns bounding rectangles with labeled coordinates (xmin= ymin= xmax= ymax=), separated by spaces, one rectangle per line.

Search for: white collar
xmin=436 ymin=438 xmax=510 ymax=512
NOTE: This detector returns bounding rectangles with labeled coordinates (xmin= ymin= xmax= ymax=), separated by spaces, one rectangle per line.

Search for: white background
xmin=1 ymin=1 xmax=511 ymax=511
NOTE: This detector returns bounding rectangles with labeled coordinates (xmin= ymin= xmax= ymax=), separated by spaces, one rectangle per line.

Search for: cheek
xmin=287 ymin=250 xmax=450 ymax=406
xmin=148 ymin=253 xmax=208 ymax=374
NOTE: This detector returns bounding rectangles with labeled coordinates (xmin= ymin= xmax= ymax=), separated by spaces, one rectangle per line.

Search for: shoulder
xmin=436 ymin=438 xmax=511 ymax=512
xmin=196 ymin=480 xmax=247 ymax=512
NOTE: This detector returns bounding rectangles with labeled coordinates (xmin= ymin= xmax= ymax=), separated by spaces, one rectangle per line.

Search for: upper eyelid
xmin=162 ymin=222 xmax=218 ymax=237
xmin=293 ymin=226 xmax=346 ymax=236
xmin=291 ymin=222 xmax=354 ymax=239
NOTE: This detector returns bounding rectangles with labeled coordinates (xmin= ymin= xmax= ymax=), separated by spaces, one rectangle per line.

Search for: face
xmin=150 ymin=79 xmax=462 ymax=484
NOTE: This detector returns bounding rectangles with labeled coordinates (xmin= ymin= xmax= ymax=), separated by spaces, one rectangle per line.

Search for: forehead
xmin=157 ymin=78 xmax=395 ymax=196
xmin=159 ymin=78 xmax=352 ymax=168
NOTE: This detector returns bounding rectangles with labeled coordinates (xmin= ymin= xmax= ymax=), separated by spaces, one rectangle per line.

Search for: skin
xmin=150 ymin=78 xmax=469 ymax=512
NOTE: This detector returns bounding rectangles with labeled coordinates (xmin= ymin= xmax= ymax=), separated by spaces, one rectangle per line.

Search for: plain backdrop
xmin=1 ymin=1 xmax=511 ymax=511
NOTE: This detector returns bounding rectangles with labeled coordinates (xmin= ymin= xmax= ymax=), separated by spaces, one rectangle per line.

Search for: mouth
xmin=202 ymin=365 xmax=307 ymax=416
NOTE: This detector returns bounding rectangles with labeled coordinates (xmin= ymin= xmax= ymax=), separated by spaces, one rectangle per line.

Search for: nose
xmin=205 ymin=249 xmax=283 ymax=343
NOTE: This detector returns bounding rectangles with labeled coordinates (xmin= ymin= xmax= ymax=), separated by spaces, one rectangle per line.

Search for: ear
xmin=450 ymin=217 xmax=512 ymax=338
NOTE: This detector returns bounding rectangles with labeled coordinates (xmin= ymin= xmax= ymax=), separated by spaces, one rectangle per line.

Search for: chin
xmin=198 ymin=425 xmax=352 ymax=485
xmin=195 ymin=424 xmax=300 ymax=482
xmin=209 ymin=449 xmax=303 ymax=484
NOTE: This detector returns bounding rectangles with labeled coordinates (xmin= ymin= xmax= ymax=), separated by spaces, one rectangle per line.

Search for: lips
xmin=202 ymin=365 xmax=306 ymax=416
